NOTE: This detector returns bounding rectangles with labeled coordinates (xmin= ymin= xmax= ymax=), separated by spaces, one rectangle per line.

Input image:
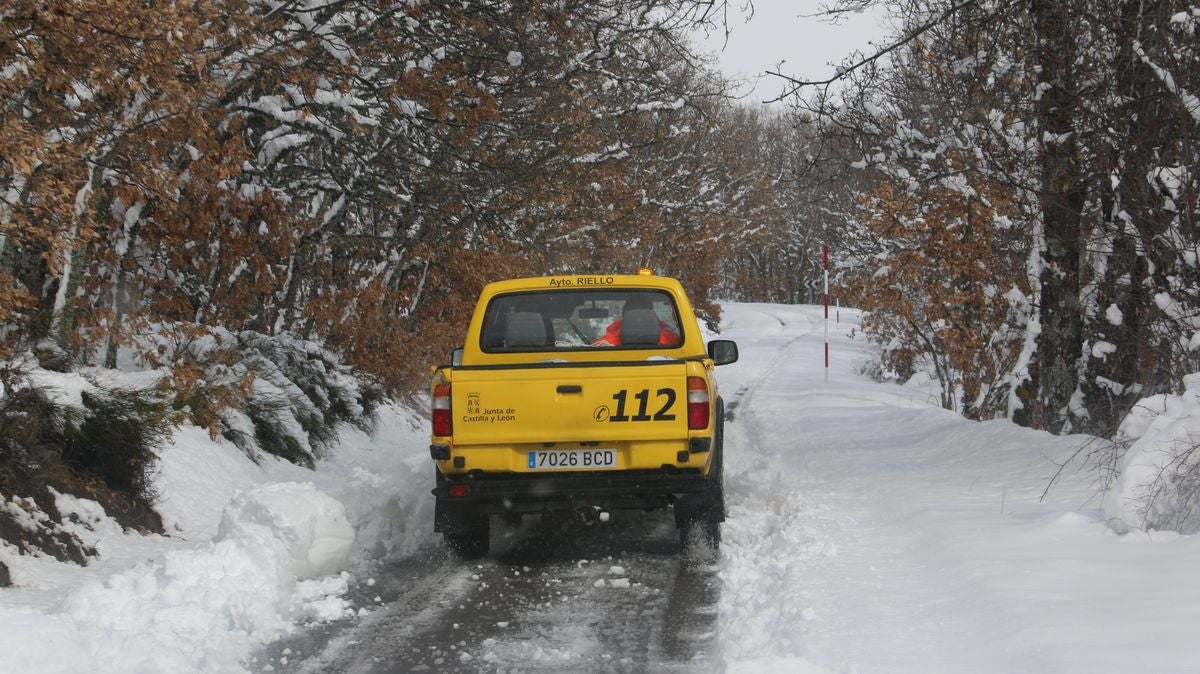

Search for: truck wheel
xmin=675 ymin=492 xmax=721 ymax=551
xmin=442 ymin=513 xmax=490 ymax=559
xmin=684 ymin=474 xmax=724 ymax=548
xmin=435 ymin=470 xmax=490 ymax=559
xmin=678 ymin=507 xmax=721 ymax=552
xmin=678 ymin=399 xmax=725 ymax=553
xmin=710 ymin=399 xmax=726 ymax=521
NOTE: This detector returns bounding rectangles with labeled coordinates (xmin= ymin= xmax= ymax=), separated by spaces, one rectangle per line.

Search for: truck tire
xmin=678 ymin=508 xmax=721 ymax=549
xmin=711 ymin=398 xmax=726 ymax=521
xmin=442 ymin=510 xmax=490 ymax=559
xmin=677 ymin=398 xmax=725 ymax=552
xmin=435 ymin=470 xmax=490 ymax=558
xmin=676 ymin=477 xmax=721 ymax=550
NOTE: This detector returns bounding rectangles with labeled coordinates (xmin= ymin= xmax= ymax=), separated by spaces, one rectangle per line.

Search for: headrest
xmin=620 ymin=309 xmax=660 ymax=346
xmin=505 ymin=312 xmax=547 ymax=347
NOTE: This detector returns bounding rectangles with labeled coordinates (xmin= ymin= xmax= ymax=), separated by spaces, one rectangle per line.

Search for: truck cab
xmin=430 ymin=273 xmax=738 ymax=557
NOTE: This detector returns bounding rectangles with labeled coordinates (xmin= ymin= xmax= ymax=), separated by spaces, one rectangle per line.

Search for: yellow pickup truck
xmin=429 ymin=272 xmax=738 ymax=557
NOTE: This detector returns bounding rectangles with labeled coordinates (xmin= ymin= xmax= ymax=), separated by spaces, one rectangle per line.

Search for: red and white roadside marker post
xmin=823 ymin=245 xmax=829 ymax=383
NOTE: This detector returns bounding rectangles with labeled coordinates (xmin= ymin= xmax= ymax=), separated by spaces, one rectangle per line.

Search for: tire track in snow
xmin=256 ymin=550 xmax=479 ymax=673
xmin=267 ymin=515 xmax=723 ymax=673
xmin=719 ymin=307 xmax=815 ymax=428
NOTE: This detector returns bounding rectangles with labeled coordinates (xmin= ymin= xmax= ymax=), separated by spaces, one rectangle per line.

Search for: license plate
xmin=527 ymin=449 xmax=617 ymax=470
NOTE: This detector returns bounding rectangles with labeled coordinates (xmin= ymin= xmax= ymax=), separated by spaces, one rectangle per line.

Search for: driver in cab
xmin=591 ymin=297 xmax=681 ymax=347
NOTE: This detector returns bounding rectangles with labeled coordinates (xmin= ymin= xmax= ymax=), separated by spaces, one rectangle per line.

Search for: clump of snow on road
xmin=217 ymin=482 xmax=354 ymax=580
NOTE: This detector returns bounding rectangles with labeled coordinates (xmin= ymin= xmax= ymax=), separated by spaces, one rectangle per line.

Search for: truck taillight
xmin=687 ymin=376 xmax=709 ymax=430
xmin=432 ymin=382 xmax=452 ymax=437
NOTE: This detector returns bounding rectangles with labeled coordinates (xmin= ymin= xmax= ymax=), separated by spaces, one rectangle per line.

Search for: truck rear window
xmin=479 ymin=290 xmax=684 ymax=352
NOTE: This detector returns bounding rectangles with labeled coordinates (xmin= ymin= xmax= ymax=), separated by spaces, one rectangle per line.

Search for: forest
xmin=1 ymin=1 xmax=1198 ymax=562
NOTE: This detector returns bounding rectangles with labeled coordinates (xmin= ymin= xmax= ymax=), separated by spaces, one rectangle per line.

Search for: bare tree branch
xmin=765 ymin=0 xmax=980 ymax=101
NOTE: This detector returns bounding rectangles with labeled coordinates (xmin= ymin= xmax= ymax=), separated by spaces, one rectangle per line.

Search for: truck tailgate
xmin=451 ymin=362 xmax=689 ymax=445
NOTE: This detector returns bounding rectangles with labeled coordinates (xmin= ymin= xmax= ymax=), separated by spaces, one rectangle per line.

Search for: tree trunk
xmin=1079 ymin=0 xmax=1182 ymax=433
xmin=1026 ymin=0 xmax=1087 ymax=433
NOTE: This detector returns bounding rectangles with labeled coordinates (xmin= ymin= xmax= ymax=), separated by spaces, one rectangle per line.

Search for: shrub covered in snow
xmin=1103 ymin=373 xmax=1200 ymax=534
xmin=1 ymin=325 xmax=386 ymax=579
xmin=61 ymin=387 xmax=173 ymax=502
xmin=0 ymin=370 xmax=94 ymax=574
xmin=0 ymin=365 xmax=171 ymax=580
xmin=165 ymin=329 xmax=382 ymax=467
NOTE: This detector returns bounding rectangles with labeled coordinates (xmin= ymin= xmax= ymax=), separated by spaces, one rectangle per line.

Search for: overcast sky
xmin=693 ymin=1 xmax=893 ymax=105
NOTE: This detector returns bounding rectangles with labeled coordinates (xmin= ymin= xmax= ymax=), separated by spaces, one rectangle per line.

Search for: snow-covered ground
xmin=716 ymin=303 xmax=1200 ymax=673
xmin=2 ymin=302 xmax=1199 ymax=673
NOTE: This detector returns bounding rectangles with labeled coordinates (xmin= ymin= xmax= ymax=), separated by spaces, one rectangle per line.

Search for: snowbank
xmin=0 ymin=402 xmax=432 ymax=673
xmin=2 ymin=484 xmax=349 ymax=672
xmin=1104 ymin=373 xmax=1200 ymax=534
xmin=714 ymin=302 xmax=1200 ymax=673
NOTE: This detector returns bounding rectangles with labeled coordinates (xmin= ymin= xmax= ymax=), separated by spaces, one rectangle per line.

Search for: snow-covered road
xmin=4 ymin=302 xmax=1200 ymax=673
xmin=265 ymin=302 xmax=1200 ymax=673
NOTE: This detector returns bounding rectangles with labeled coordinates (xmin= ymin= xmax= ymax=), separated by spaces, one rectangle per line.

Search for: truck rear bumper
xmin=432 ymin=469 xmax=710 ymax=516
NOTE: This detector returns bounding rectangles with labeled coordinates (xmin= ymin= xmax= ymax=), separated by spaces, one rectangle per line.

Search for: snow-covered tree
xmin=2 ymin=0 xmax=765 ymax=395
xmin=780 ymin=0 xmax=1199 ymax=432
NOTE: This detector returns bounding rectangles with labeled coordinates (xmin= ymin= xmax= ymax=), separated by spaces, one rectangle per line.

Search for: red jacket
xmin=592 ymin=318 xmax=681 ymax=347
